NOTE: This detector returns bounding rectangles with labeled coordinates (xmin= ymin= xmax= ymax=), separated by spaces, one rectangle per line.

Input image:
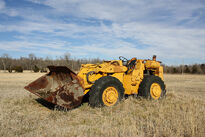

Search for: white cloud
xmin=28 ymin=0 xmax=205 ymax=24
xmin=0 ymin=40 xmax=69 ymax=57
xmin=0 ymin=0 xmax=205 ymax=64
xmin=109 ymin=22 xmax=205 ymax=61
xmin=0 ymin=0 xmax=5 ymax=10
xmin=1 ymin=18 xmax=205 ymax=64
xmin=0 ymin=40 xmax=68 ymax=50
xmin=0 ymin=0 xmax=18 ymax=16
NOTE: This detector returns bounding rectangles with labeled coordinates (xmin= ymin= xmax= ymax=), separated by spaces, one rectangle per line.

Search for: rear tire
xmin=89 ymin=76 xmax=124 ymax=107
xmin=138 ymin=75 xmax=166 ymax=99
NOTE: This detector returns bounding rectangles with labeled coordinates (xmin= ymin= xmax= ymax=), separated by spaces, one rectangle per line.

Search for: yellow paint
xmin=123 ymin=74 xmax=132 ymax=94
xmin=158 ymin=66 xmax=164 ymax=80
xmin=123 ymin=60 xmax=145 ymax=94
xmin=150 ymin=83 xmax=162 ymax=99
xmin=78 ymin=60 xmax=127 ymax=90
xmin=84 ymin=89 xmax=90 ymax=95
xmin=77 ymin=57 xmax=164 ymax=98
xmin=112 ymin=73 xmax=124 ymax=84
xmin=145 ymin=60 xmax=160 ymax=68
xmin=102 ymin=87 xmax=119 ymax=106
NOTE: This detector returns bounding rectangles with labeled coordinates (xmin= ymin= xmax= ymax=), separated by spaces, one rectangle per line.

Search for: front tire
xmin=138 ymin=75 xmax=166 ymax=99
xmin=89 ymin=76 xmax=124 ymax=107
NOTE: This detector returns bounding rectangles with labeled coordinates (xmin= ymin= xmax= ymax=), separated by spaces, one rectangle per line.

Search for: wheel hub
xmin=150 ymin=83 xmax=162 ymax=99
xmin=102 ymin=87 xmax=118 ymax=106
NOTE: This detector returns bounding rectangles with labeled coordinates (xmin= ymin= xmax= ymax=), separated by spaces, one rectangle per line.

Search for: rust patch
xmin=24 ymin=66 xmax=84 ymax=110
xmin=25 ymin=76 xmax=48 ymax=91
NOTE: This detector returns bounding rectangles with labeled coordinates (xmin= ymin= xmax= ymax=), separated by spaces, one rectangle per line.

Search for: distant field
xmin=0 ymin=73 xmax=204 ymax=137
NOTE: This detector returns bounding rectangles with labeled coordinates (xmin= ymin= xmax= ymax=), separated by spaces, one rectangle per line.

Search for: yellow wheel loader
xmin=25 ymin=55 xmax=166 ymax=109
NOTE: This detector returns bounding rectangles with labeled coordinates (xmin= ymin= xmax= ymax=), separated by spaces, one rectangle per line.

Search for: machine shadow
xmin=35 ymin=93 xmax=90 ymax=111
xmin=35 ymin=93 xmax=140 ymax=111
xmin=35 ymin=98 xmax=55 ymax=110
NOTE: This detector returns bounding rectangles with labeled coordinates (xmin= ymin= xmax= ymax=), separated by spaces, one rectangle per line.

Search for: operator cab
xmin=119 ymin=56 xmax=137 ymax=73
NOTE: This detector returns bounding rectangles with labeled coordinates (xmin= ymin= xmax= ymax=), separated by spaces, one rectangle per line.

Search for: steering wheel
xmin=119 ymin=56 xmax=128 ymax=62
xmin=119 ymin=56 xmax=128 ymax=66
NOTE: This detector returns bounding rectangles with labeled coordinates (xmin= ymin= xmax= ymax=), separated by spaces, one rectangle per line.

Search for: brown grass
xmin=0 ymin=73 xmax=204 ymax=137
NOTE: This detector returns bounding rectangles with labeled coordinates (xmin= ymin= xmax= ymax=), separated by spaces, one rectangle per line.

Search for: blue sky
xmin=0 ymin=0 xmax=205 ymax=65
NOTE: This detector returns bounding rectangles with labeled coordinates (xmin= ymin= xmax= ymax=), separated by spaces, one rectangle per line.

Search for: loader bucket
xmin=24 ymin=66 xmax=84 ymax=109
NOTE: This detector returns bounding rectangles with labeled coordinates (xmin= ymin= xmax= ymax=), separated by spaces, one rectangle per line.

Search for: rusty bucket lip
xmin=47 ymin=65 xmax=76 ymax=74
xmin=24 ymin=74 xmax=55 ymax=105
xmin=47 ymin=65 xmax=84 ymax=88
xmin=24 ymin=74 xmax=50 ymax=99
xmin=24 ymin=66 xmax=85 ymax=109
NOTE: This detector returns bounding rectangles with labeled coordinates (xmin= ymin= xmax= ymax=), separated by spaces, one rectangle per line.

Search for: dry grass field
xmin=0 ymin=72 xmax=204 ymax=137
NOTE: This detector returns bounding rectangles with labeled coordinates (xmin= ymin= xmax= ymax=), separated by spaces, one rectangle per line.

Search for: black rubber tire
xmin=138 ymin=75 xmax=166 ymax=99
xmin=89 ymin=76 xmax=124 ymax=107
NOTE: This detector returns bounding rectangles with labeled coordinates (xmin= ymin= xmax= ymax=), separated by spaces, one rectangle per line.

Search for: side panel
xmin=123 ymin=74 xmax=132 ymax=94
xmin=111 ymin=73 xmax=124 ymax=84
xmin=77 ymin=65 xmax=103 ymax=89
xmin=154 ymin=66 xmax=164 ymax=80
xmin=145 ymin=60 xmax=164 ymax=80
xmin=123 ymin=60 xmax=145 ymax=95
xmin=145 ymin=60 xmax=160 ymax=68
xmin=77 ymin=60 xmax=127 ymax=90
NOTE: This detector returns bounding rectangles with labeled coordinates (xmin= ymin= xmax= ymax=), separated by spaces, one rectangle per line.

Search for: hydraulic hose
xmin=86 ymin=71 xmax=96 ymax=84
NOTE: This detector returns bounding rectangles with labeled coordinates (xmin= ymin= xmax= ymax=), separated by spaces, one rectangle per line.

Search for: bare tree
xmin=1 ymin=54 xmax=12 ymax=72
xmin=64 ymin=52 xmax=71 ymax=67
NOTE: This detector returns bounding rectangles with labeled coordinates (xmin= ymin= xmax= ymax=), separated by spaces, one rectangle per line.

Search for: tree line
xmin=0 ymin=53 xmax=101 ymax=72
xmin=0 ymin=53 xmax=204 ymax=74
xmin=163 ymin=64 xmax=205 ymax=74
